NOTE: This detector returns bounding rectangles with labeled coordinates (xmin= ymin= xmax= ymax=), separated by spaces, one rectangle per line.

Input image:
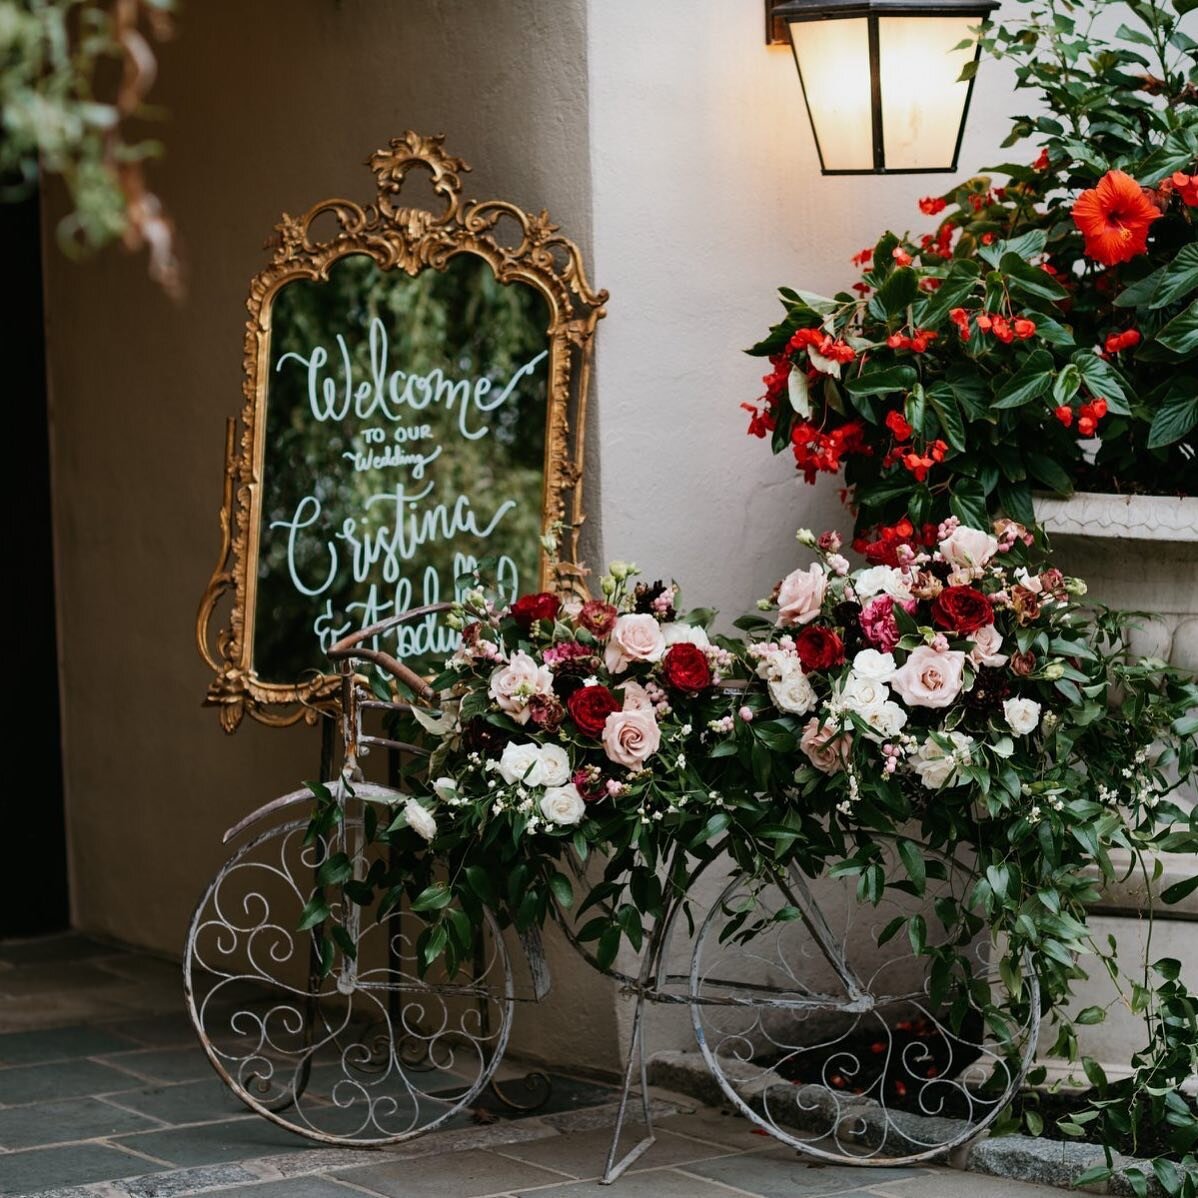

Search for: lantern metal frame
xmin=766 ymin=0 xmax=999 ymax=175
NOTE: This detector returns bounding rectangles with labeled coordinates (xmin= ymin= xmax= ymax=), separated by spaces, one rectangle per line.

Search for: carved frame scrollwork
xmin=197 ymin=132 xmax=607 ymax=732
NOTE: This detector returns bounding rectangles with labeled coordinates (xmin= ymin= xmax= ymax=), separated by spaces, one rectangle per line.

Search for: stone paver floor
xmin=0 ymin=933 xmax=1076 ymax=1197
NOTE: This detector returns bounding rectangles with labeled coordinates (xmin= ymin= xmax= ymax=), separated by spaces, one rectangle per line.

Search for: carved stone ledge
xmin=1034 ymin=491 xmax=1198 ymax=544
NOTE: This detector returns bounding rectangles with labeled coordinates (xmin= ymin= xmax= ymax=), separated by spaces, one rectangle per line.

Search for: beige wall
xmin=42 ymin=0 xmax=616 ymax=1069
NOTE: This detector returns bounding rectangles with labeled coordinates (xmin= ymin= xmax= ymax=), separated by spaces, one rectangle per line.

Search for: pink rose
xmin=799 ymin=718 xmax=852 ymax=774
xmin=777 ymin=564 xmax=828 ymax=627
xmin=859 ymin=595 xmax=917 ymax=653
xmin=891 ymin=646 xmax=967 ymax=708
xmin=604 ymin=613 xmax=666 ymax=673
xmin=968 ymin=623 xmax=1008 ymax=668
xmin=488 ymin=651 xmax=554 ymax=724
xmin=601 ymin=707 xmax=662 ymax=769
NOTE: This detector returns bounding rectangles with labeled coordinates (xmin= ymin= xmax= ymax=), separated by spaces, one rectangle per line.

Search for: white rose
xmin=939 ymin=526 xmax=999 ymax=570
xmin=851 ymin=649 xmax=896 ymax=682
xmin=536 ymin=743 xmax=571 ymax=787
xmin=402 ymin=800 xmax=438 ymax=842
xmin=432 ymin=777 xmax=459 ymax=802
xmin=968 ymin=624 xmax=1008 ymax=668
xmin=488 ymin=651 xmax=554 ymax=724
xmin=767 ymin=658 xmax=817 ymax=715
xmin=776 ymin=564 xmax=827 ymax=627
xmin=662 ymin=622 xmax=711 ymax=649
xmin=1003 ymin=697 xmax=1042 ymax=736
xmin=604 ymin=613 xmax=667 ymax=673
xmin=540 ymin=784 xmax=587 ymax=826
xmin=498 ymin=742 xmax=548 ymax=786
xmin=838 ymin=673 xmax=891 ymax=714
xmin=911 ymin=732 xmax=974 ymax=790
xmin=859 ymin=700 xmax=908 ymax=741
xmin=891 ymin=647 xmax=967 ymax=709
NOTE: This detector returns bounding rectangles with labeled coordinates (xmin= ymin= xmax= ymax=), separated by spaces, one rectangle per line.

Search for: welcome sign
xmin=197 ymin=132 xmax=605 ymax=729
xmin=253 ymin=254 xmax=550 ymax=683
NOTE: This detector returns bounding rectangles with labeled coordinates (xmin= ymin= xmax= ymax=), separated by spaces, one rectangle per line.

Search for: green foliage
xmin=0 ymin=0 xmax=178 ymax=288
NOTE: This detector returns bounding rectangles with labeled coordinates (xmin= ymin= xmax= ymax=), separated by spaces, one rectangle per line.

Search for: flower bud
xmin=795 ymin=528 xmax=817 ymax=547
xmin=1042 ymin=662 xmax=1065 ymax=680
xmin=1064 ymin=577 xmax=1088 ymax=596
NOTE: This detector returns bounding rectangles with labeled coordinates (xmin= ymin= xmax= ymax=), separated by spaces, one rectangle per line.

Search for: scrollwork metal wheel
xmin=183 ymin=808 xmax=514 ymax=1146
xmin=689 ymin=847 xmax=1038 ymax=1164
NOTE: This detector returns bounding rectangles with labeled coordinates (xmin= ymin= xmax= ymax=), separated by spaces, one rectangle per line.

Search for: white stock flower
xmin=911 ymin=732 xmax=974 ymax=790
xmin=539 ymin=784 xmax=587 ymax=826
xmin=853 ymin=566 xmax=913 ymax=601
xmin=662 ymin=622 xmax=711 ymax=648
xmin=767 ymin=658 xmax=817 ymax=715
xmin=1003 ymin=697 xmax=1042 ymax=736
xmin=850 ymin=649 xmax=897 ymax=683
xmin=402 ymin=800 xmax=438 ymax=842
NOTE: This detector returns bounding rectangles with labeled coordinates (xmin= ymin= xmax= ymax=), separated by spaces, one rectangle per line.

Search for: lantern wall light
xmin=766 ymin=0 xmax=999 ymax=175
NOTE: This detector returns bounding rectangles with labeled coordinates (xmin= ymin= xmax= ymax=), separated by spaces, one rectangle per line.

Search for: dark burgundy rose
xmin=463 ymin=717 xmax=508 ymax=756
xmin=965 ymin=667 xmax=1011 ymax=712
xmin=930 ymin=586 xmax=992 ymax=634
xmin=661 ymin=643 xmax=712 ymax=693
xmin=577 ymin=599 xmax=618 ymax=639
xmin=510 ymin=592 xmax=561 ymax=631
xmin=833 ymin=600 xmax=865 ymax=654
xmin=795 ymin=625 xmax=845 ymax=672
xmin=528 ymin=694 xmax=564 ymax=732
xmin=567 ymin=684 xmax=622 ymax=737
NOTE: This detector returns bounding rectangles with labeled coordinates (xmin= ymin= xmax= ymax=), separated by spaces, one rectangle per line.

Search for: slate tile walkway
xmin=0 ymin=933 xmax=1075 ymax=1197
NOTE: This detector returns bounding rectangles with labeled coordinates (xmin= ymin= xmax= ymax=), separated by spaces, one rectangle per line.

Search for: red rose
xmin=661 ymin=643 xmax=712 ymax=693
xmin=795 ymin=625 xmax=845 ymax=672
xmin=930 ymin=586 xmax=992 ymax=634
xmin=567 ymin=685 xmax=621 ymax=737
xmin=578 ymin=599 xmax=618 ymax=639
xmin=510 ymin=592 xmax=561 ymax=631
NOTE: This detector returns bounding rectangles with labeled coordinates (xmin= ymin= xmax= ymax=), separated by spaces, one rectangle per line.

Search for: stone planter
xmin=1032 ymin=491 xmax=1198 ymax=1089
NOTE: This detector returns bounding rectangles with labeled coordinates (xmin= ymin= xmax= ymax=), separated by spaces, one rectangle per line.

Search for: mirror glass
xmin=252 ymin=252 xmax=550 ymax=682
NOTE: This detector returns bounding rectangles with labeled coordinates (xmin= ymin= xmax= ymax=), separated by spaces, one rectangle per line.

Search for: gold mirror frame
xmin=197 ymin=132 xmax=606 ymax=732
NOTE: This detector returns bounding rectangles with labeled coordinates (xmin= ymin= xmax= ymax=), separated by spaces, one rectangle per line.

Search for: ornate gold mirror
xmin=197 ymin=133 xmax=605 ymax=731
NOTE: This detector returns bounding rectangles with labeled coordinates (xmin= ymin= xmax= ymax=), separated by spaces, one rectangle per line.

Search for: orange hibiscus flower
xmin=1071 ymin=170 xmax=1161 ymax=266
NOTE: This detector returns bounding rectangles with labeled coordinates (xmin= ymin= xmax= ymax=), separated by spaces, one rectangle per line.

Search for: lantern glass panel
xmin=877 ymin=16 xmax=978 ymax=170
xmin=788 ymin=17 xmax=873 ymax=171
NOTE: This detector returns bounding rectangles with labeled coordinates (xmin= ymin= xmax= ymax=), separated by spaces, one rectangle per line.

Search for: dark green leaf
xmin=1155 ymin=300 xmax=1198 ymax=355
xmin=1147 ymin=395 xmax=1198 ymax=448
xmin=992 ymin=350 xmax=1054 ymax=409
xmin=845 ymin=366 xmax=918 ymax=396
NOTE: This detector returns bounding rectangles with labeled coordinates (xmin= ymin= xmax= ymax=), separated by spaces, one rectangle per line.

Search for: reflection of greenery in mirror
xmin=254 ymin=253 xmax=549 ymax=683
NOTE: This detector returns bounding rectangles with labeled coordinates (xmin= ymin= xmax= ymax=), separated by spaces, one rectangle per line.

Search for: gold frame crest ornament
xmin=196 ymin=132 xmax=606 ymax=732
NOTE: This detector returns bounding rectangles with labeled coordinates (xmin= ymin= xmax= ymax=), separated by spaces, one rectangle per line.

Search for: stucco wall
xmin=42 ymin=0 xmax=612 ymax=1070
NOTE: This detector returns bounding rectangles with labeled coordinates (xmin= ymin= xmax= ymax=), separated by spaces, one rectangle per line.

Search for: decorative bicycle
xmin=185 ymin=604 xmax=1039 ymax=1179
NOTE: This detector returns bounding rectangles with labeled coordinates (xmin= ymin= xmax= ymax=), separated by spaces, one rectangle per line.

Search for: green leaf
xmin=298 ymin=894 xmax=330 ymax=932
xmin=1073 ymin=1165 xmax=1114 ymax=1187
xmin=1001 ymin=252 xmax=1069 ymax=301
xmin=1072 ymin=352 xmax=1131 ymax=414
xmin=1075 ymin=1005 xmax=1107 ymax=1025
xmin=897 ymin=839 xmax=927 ymax=896
xmin=845 ymin=366 xmax=918 ymax=396
xmin=1024 ymin=451 xmax=1073 ymax=494
xmin=876 ymin=266 xmax=920 ymax=317
xmin=1161 ymin=874 xmax=1198 ymax=905
xmin=316 ymin=853 xmax=353 ymax=887
xmin=926 ymin=384 xmax=966 ymax=451
xmin=410 ymin=884 xmax=453 ymax=913
xmin=1152 ymin=242 xmax=1198 ymax=309
xmin=949 ymin=478 xmax=989 ymax=529
xmin=998 ymin=478 xmax=1035 ymax=526
xmin=1147 ymin=395 xmax=1198 ymax=448
xmin=992 ymin=350 xmax=1054 ymax=409
xmin=1155 ymin=300 xmax=1198 ymax=355
xmin=549 ymin=872 xmax=575 ymax=909
xmin=464 ymin=866 xmax=497 ymax=906
xmin=596 ymin=925 xmax=622 ymax=971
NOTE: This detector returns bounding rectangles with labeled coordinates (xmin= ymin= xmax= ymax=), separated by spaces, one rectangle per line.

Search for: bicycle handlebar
xmin=326 ymin=602 xmax=454 ymax=703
